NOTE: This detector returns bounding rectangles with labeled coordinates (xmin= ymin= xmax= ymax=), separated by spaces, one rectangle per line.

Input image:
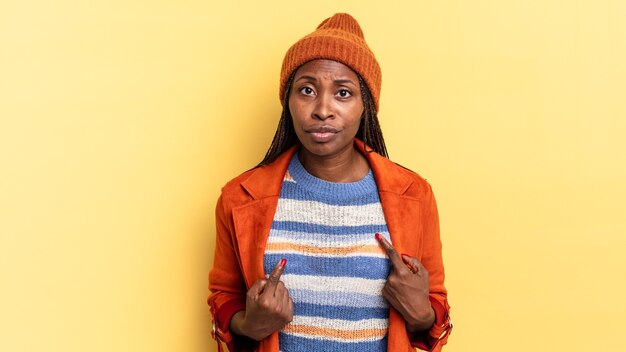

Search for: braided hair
xmin=258 ymin=72 xmax=388 ymax=167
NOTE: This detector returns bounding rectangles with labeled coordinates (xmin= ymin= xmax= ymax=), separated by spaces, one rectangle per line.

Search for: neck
xmin=298 ymin=146 xmax=369 ymax=183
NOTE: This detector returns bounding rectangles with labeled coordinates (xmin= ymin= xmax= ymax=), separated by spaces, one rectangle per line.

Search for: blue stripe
xmin=288 ymin=289 xmax=388 ymax=308
xmin=294 ymin=302 xmax=388 ymax=320
xmin=265 ymin=254 xmax=391 ymax=280
xmin=279 ymin=332 xmax=387 ymax=352
xmin=279 ymin=181 xmax=382 ymax=206
xmin=271 ymin=221 xmax=389 ymax=235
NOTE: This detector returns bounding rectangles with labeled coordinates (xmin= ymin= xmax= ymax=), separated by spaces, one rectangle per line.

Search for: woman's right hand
xmin=229 ymin=258 xmax=293 ymax=341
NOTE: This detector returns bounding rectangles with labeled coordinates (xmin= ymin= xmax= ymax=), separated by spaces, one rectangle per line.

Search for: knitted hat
xmin=279 ymin=13 xmax=382 ymax=112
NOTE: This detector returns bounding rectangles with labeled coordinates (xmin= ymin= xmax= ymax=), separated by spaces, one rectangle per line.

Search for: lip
xmin=306 ymin=126 xmax=339 ymax=134
xmin=305 ymin=126 xmax=339 ymax=143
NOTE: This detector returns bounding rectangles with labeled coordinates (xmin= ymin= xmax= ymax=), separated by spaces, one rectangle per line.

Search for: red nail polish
xmin=401 ymin=253 xmax=410 ymax=258
xmin=375 ymin=233 xmax=382 ymax=241
xmin=279 ymin=258 xmax=287 ymax=267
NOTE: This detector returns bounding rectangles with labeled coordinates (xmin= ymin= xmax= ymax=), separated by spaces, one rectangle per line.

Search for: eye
xmin=337 ymin=89 xmax=352 ymax=98
xmin=299 ymin=86 xmax=315 ymax=96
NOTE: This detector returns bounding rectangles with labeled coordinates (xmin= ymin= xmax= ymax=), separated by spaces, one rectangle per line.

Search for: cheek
xmin=288 ymin=99 xmax=296 ymax=119
xmin=288 ymin=99 xmax=306 ymax=124
xmin=347 ymin=106 xmax=364 ymax=130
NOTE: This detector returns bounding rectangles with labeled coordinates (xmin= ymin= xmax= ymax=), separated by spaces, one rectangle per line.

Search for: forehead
xmin=294 ymin=59 xmax=359 ymax=81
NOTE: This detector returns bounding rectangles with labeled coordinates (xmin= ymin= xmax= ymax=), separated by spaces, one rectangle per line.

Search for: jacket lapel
xmin=357 ymin=139 xmax=421 ymax=257
xmin=231 ymin=145 xmax=299 ymax=287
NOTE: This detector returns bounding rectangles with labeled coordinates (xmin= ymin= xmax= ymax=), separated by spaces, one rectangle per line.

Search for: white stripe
xmin=281 ymin=274 xmax=385 ymax=294
xmin=290 ymin=316 xmax=388 ymax=331
xmin=290 ymin=289 xmax=388 ymax=308
xmin=264 ymin=249 xmax=386 ymax=259
xmin=274 ymin=199 xmax=386 ymax=226
xmin=284 ymin=331 xmax=385 ymax=344
xmin=267 ymin=230 xmax=391 ymax=245
xmin=267 ymin=235 xmax=377 ymax=248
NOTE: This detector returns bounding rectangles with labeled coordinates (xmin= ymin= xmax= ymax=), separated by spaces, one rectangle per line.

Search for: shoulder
xmin=219 ymin=146 xmax=297 ymax=202
xmin=214 ymin=168 xmax=258 ymax=219
xmin=220 ymin=167 xmax=258 ymax=196
xmin=367 ymin=151 xmax=434 ymax=200
xmin=219 ymin=165 xmax=280 ymax=204
xmin=391 ymin=160 xmax=435 ymax=199
xmin=391 ymin=160 xmax=429 ymax=184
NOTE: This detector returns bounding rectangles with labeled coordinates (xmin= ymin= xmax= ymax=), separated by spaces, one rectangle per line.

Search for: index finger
xmin=265 ymin=258 xmax=286 ymax=289
xmin=375 ymin=233 xmax=405 ymax=269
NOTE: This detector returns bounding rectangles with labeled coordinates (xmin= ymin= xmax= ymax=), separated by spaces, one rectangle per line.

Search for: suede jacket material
xmin=208 ymin=140 xmax=452 ymax=352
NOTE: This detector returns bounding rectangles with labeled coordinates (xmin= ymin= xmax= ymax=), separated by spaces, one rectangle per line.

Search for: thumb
xmin=248 ymin=277 xmax=269 ymax=299
xmin=401 ymin=253 xmax=421 ymax=274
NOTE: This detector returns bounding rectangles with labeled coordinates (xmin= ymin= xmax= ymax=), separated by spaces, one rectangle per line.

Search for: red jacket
xmin=208 ymin=140 xmax=452 ymax=351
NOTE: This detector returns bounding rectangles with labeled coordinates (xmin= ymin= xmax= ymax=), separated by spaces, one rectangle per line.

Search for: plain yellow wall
xmin=1 ymin=1 xmax=625 ymax=351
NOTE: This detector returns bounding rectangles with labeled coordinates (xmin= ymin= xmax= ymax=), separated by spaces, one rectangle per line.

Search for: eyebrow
xmin=295 ymin=75 xmax=356 ymax=85
xmin=333 ymin=79 xmax=356 ymax=85
xmin=295 ymin=75 xmax=317 ymax=82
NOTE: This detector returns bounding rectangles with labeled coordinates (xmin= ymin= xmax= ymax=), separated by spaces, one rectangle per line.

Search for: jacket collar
xmin=240 ymin=139 xmax=414 ymax=199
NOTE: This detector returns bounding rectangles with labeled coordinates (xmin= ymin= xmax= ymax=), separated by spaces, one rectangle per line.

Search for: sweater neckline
xmin=287 ymin=152 xmax=376 ymax=199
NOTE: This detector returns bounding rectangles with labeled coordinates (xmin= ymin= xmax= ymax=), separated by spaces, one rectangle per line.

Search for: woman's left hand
xmin=376 ymin=233 xmax=435 ymax=332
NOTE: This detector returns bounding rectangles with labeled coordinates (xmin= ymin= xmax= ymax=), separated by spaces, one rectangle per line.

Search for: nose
xmin=312 ymin=92 xmax=334 ymax=120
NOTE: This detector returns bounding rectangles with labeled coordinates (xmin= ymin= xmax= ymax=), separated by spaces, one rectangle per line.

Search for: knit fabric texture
xmin=279 ymin=13 xmax=382 ymax=112
xmin=264 ymin=154 xmax=391 ymax=351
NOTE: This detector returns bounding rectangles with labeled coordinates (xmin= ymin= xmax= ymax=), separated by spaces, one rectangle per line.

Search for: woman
xmin=208 ymin=13 xmax=452 ymax=352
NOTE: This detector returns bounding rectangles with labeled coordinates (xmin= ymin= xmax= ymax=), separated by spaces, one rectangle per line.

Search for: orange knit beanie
xmin=279 ymin=13 xmax=382 ymax=112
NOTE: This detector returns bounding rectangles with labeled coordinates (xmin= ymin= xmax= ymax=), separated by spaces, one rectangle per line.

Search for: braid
xmin=357 ymin=76 xmax=388 ymax=158
xmin=258 ymin=72 xmax=388 ymax=167
xmin=257 ymin=73 xmax=298 ymax=167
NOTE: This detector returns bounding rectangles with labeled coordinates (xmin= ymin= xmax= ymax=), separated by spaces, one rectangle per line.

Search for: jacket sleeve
xmin=207 ymin=195 xmax=258 ymax=352
xmin=409 ymin=184 xmax=453 ymax=352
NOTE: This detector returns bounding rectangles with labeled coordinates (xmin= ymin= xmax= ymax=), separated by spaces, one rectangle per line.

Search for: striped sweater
xmin=264 ymin=154 xmax=392 ymax=352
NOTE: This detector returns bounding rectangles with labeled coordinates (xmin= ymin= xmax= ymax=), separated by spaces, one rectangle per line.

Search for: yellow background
xmin=1 ymin=1 xmax=625 ymax=351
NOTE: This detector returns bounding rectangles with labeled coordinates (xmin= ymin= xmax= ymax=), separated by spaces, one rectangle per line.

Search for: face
xmin=288 ymin=59 xmax=364 ymax=160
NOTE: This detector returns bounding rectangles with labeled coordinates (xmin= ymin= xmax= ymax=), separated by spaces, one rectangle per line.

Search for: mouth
xmin=306 ymin=126 xmax=339 ymax=134
xmin=305 ymin=126 xmax=339 ymax=142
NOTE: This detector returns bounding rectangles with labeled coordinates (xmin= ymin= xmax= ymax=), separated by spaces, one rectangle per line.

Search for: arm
xmin=208 ymin=195 xmax=293 ymax=351
xmin=376 ymin=184 xmax=452 ymax=352
xmin=409 ymin=184 xmax=452 ymax=352
xmin=207 ymin=195 xmax=255 ymax=351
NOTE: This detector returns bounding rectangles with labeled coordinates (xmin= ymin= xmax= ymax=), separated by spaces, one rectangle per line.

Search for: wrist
xmin=406 ymin=306 xmax=436 ymax=333
xmin=229 ymin=311 xmax=268 ymax=341
xmin=229 ymin=311 xmax=247 ymax=336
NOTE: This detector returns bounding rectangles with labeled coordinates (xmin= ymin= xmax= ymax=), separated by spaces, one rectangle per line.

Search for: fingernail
xmin=375 ymin=233 xmax=382 ymax=241
xmin=279 ymin=258 xmax=287 ymax=267
xmin=401 ymin=253 xmax=410 ymax=258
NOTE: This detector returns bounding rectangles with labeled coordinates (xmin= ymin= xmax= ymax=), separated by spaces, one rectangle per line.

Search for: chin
xmin=301 ymin=140 xmax=352 ymax=158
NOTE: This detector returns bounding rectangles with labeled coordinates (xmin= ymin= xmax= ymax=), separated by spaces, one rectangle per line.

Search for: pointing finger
xmin=264 ymin=258 xmax=286 ymax=295
xmin=375 ymin=233 xmax=405 ymax=269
